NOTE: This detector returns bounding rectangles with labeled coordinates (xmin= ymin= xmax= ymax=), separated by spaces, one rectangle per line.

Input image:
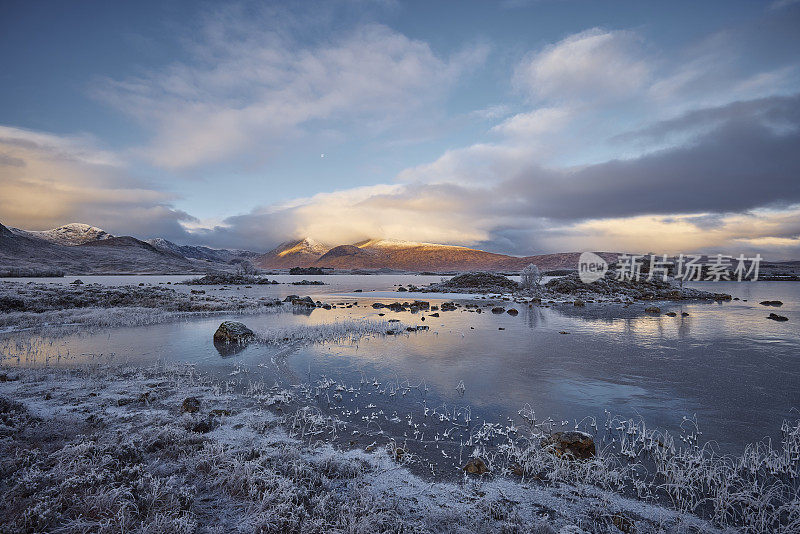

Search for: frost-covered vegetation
xmin=253 ymin=319 xmax=407 ymax=345
xmin=521 ymin=264 xmax=543 ymax=290
xmin=0 ymin=267 xmax=65 ymax=277
xmin=0 ymin=281 xmax=283 ymax=332
xmin=1 ymin=364 xmax=797 ymax=533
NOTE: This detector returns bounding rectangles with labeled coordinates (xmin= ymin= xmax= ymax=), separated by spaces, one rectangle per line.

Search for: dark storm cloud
xmin=500 ymin=94 xmax=800 ymax=222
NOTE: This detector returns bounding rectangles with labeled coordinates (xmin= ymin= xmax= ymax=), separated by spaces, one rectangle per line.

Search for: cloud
xmin=399 ymin=94 xmax=800 ymax=223
xmin=533 ymin=209 xmax=800 ymax=257
xmin=514 ymin=28 xmax=651 ymax=102
xmin=469 ymin=104 xmax=513 ymax=121
xmin=0 ymin=126 xmax=194 ymax=239
xmin=189 ymin=183 xmax=495 ymax=250
xmin=770 ymin=0 xmax=800 ymax=10
xmin=193 ymin=92 xmax=800 ymax=258
xmin=5 ymin=11 xmax=799 ymax=261
xmin=97 ymin=10 xmax=487 ymax=169
xmin=490 ymin=106 xmax=573 ymax=137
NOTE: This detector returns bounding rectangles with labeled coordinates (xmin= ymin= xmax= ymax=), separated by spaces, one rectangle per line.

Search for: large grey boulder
xmin=213 ymin=321 xmax=255 ymax=344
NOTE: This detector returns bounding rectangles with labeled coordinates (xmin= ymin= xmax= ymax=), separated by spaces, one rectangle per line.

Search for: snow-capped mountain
xmin=255 ymin=236 xmax=616 ymax=272
xmin=255 ymin=238 xmax=331 ymax=268
xmin=1 ymin=221 xmax=619 ymax=274
xmin=0 ymin=222 xmax=202 ymax=274
xmin=11 ymin=223 xmax=114 ymax=246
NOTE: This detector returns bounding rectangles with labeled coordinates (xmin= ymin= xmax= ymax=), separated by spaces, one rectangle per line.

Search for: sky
xmin=1 ymin=0 xmax=799 ymax=258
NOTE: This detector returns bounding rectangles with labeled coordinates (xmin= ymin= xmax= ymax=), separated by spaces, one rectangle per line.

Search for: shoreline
xmin=0 ymin=364 xmax=747 ymax=533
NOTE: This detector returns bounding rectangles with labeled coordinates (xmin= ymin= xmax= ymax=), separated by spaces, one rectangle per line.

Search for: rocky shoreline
xmin=424 ymin=271 xmax=733 ymax=302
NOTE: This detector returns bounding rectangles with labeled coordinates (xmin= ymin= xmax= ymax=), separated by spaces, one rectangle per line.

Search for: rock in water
xmin=644 ymin=306 xmax=661 ymax=314
xmin=463 ymin=457 xmax=489 ymax=475
xmin=760 ymin=300 xmax=783 ymax=307
xmin=767 ymin=313 xmax=788 ymax=322
xmin=541 ymin=431 xmax=596 ymax=459
xmin=213 ymin=321 xmax=255 ymax=343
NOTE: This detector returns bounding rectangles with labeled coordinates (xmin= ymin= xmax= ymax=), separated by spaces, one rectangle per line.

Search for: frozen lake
xmin=1 ymin=274 xmax=798 ymax=457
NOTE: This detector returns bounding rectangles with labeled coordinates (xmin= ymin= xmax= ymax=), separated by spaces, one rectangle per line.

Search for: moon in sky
xmin=320 ymin=153 xmax=325 ymax=158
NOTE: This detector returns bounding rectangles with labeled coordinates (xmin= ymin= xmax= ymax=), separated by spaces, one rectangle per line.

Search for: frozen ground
xmin=0 ymin=281 xmax=287 ymax=332
xmin=1 ymin=364 xmax=798 ymax=533
xmin=0 ymin=364 xmax=735 ymax=534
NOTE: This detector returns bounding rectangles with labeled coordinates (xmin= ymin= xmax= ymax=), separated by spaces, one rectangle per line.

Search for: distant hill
xmin=146 ymin=237 xmax=260 ymax=264
xmin=0 ymin=222 xmax=201 ymax=274
xmin=255 ymin=236 xmax=618 ymax=272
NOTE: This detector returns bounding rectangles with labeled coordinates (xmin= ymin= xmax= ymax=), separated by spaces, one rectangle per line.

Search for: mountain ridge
xmin=0 ymin=222 xmax=617 ymax=273
xmin=254 ymin=236 xmax=618 ymax=272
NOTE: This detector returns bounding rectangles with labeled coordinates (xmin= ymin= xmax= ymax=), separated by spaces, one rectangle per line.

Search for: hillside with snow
xmin=11 ymin=223 xmax=114 ymax=246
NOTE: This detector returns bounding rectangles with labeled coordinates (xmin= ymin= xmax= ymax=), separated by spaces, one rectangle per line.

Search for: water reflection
xmin=213 ymin=340 xmax=248 ymax=357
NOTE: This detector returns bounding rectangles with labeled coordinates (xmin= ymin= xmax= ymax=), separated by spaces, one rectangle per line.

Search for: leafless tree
xmin=521 ymin=263 xmax=542 ymax=290
xmin=237 ymin=260 xmax=256 ymax=275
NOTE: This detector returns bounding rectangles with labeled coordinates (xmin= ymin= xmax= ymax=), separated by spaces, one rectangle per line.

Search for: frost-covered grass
xmin=253 ymin=319 xmax=407 ymax=346
xmin=2 ymin=364 xmax=785 ymax=533
xmin=0 ymin=281 xmax=287 ymax=333
xmin=485 ymin=409 xmax=800 ymax=533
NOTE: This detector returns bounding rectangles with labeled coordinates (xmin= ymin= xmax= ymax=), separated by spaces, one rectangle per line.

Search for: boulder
xmin=213 ymin=321 xmax=255 ymax=344
xmin=463 ymin=457 xmax=489 ymax=475
xmin=665 ymin=311 xmax=677 ymax=317
xmin=291 ymin=296 xmax=316 ymax=307
xmin=441 ymin=302 xmax=457 ymax=311
xmin=506 ymin=308 xmax=519 ymax=316
xmin=767 ymin=313 xmax=789 ymax=322
xmin=645 ymin=306 xmax=661 ymax=314
xmin=760 ymin=300 xmax=783 ymax=307
xmin=181 ymin=397 xmax=201 ymax=413
xmin=541 ymin=431 xmax=596 ymax=460
xmin=491 ymin=307 xmax=505 ymax=314
xmin=191 ymin=420 xmax=213 ymax=433
xmin=440 ymin=272 xmax=519 ymax=292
